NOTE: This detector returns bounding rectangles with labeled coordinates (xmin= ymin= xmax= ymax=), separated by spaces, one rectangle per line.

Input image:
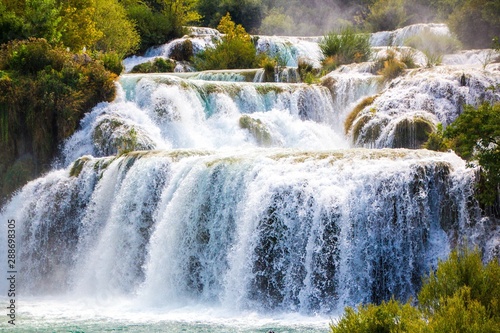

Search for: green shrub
xmin=330 ymin=299 xmax=426 ymax=333
xmin=260 ymin=56 xmax=277 ymax=82
xmin=130 ymin=58 xmax=175 ymax=73
xmin=330 ymin=248 xmax=500 ymax=333
xmin=319 ymin=27 xmax=371 ymax=67
xmin=298 ymin=58 xmax=318 ymax=83
xmin=423 ymin=123 xmax=448 ymax=151
xmin=404 ymin=29 xmax=461 ymax=67
xmin=93 ymin=50 xmax=124 ymax=75
xmin=418 ymin=247 xmax=500 ymax=323
xmin=193 ymin=13 xmax=263 ymax=70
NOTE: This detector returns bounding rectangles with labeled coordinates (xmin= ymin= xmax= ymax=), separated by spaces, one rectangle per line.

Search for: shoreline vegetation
xmin=0 ymin=0 xmax=499 ymax=329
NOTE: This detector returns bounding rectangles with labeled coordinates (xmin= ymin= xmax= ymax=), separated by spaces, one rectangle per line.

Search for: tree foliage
xmin=447 ymin=0 xmax=500 ymax=49
xmin=364 ymin=0 xmax=408 ymax=32
xmin=444 ymin=102 xmax=500 ymax=207
xmin=197 ymin=0 xmax=264 ymax=33
xmin=0 ymin=39 xmax=116 ymax=202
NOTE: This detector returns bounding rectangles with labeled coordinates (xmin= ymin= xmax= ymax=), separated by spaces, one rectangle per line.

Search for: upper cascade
xmin=123 ymin=23 xmax=461 ymax=75
xmin=61 ymin=74 xmax=348 ymax=165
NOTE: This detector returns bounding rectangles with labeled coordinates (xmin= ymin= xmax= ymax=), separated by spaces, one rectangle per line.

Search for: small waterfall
xmin=0 ymin=149 xmax=478 ymax=314
xmin=370 ymin=23 xmax=451 ymax=47
xmin=347 ymin=66 xmax=500 ymax=148
xmin=256 ymin=36 xmax=323 ymax=68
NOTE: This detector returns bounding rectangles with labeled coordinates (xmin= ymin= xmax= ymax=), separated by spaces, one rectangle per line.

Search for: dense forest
xmin=0 ymin=0 xmax=499 ymax=203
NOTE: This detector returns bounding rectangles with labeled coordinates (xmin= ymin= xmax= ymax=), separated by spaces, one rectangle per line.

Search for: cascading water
xmin=1 ymin=22 xmax=498 ymax=332
xmin=1 ymin=150 xmax=476 ymax=310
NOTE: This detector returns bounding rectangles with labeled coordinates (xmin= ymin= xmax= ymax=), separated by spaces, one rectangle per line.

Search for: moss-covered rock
xmin=1 ymin=155 xmax=35 ymax=197
xmin=239 ymin=115 xmax=274 ymax=147
xmin=345 ymin=95 xmax=378 ymax=135
xmin=169 ymin=39 xmax=194 ymax=62
xmin=69 ymin=156 xmax=91 ymax=178
xmin=391 ymin=117 xmax=435 ymax=148
xmin=92 ymin=116 xmax=156 ymax=156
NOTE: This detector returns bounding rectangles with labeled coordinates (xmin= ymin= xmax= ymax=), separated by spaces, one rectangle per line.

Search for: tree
xmin=58 ymin=0 xmax=102 ymax=52
xmin=123 ymin=0 xmax=200 ymax=53
xmin=364 ymin=0 xmax=408 ymax=32
xmin=444 ymin=102 xmax=500 ymax=207
xmin=447 ymin=0 xmax=500 ymax=49
xmin=193 ymin=13 xmax=263 ymax=70
xmin=94 ymin=0 xmax=140 ymax=55
xmin=0 ymin=3 xmax=26 ymax=44
xmin=259 ymin=7 xmax=294 ymax=35
xmin=197 ymin=0 xmax=263 ymax=33
xmin=23 ymin=0 xmax=63 ymax=44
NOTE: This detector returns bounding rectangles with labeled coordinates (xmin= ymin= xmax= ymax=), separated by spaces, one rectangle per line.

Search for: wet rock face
xmin=92 ymin=115 xmax=156 ymax=156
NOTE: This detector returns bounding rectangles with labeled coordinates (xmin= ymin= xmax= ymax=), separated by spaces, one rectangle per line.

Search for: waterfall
xmin=61 ymin=74 xmax=346 ymax=165
xmin=1 ymin=22 xmax=499 ymax=330
xmin=0 ymin=149 xmax=478 ymax=314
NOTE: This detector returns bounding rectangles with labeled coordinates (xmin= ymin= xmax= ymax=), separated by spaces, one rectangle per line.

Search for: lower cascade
xmin=1 ymin=149 xmax=480 ymax=314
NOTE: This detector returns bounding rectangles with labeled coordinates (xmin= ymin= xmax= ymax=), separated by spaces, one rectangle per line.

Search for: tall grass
xmin=319 ymin=27 xmax=371 ymax=69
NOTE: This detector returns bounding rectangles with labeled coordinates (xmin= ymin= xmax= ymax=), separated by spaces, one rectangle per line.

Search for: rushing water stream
xmin=1 ymin=23 xmax=499 ymax=332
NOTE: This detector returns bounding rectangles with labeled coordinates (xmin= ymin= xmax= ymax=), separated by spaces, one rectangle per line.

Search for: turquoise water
xmin=0 ymin=299 xmax=331 ymax=332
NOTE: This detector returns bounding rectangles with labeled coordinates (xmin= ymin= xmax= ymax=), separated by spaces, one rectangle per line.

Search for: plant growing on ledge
xmin=319 ymin=27 xmax=371 ymax=70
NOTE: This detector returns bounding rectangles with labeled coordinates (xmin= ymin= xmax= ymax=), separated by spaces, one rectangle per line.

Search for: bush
xmin=418 ymin=247 xmax=500 ymax=325
xmin=376 ymin=48 xmax=407 ymax=82
xmin=319 ymin=27 xmax=371 ymax=67
xmin=193 ymin=13 xmax=264 ymax=70
xmin=130 ymin=58 xmax=175 ymax=73
xmin=330 ymin=248 xmax=500 ymax=333
xmin=260 ymin=56 xmax=277 ymax=82
xmin=93 ymin=51 xmax=124 ymax=75
xmin=330 ymin=299 xmax=426 ymax=333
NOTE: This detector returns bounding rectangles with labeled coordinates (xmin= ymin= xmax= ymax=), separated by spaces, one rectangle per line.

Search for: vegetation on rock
xmin=193 ymin=13 xmax=265 ymax=70
xmin=130 ymin=57 xmax=175 ymax=73
xmin=319 ymin=27 xmax=371 ymax=70
xmin=0 ymin=38 xmax=116 ymax=203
